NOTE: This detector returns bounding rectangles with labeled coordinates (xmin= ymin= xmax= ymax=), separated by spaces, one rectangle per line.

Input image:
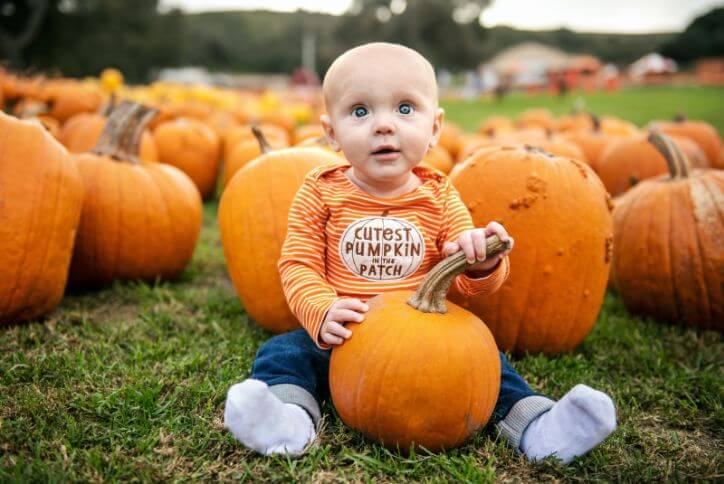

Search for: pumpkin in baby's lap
xmin=329 ymin=237 xmax=508 ymax=453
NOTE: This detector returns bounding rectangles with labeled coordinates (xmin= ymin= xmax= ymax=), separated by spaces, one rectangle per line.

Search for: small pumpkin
xmin=222 ymin=127 xmax=290 ymax=188
xmin=597 ymin=133 xmax=710 ymax=196
xmin=612 ymin=131 xmax=723 ymax=331
xmin=330 ymin=239 xmax=506 ymax=453
xmin=478 ymin=116 xmax=515 ymax=137
xmin=293 ymin=124 xmax=325 ymax=145
xmin=420 ymin=145 xmax=454 ymax=174
xmin=223 ymin=123 xmax=289 ymax=161
xmin=44 ymin=82 xmax=104 ymax=122
xmin=60 ymin=109 xmax=158 ymax=161
xmin=154 ymin=117 xmax=221 ymax=199
xmin=438 ymin=121 xmax=464 ymax=159
xmin=69 ymin=101 xmax=202 ymax=287
xmin=651 ymin=114 xmax=723 ymax=169
xmin=0 ymin=112 xmax=83 ymax=324
xmin=517 ymin=108 xmax=554 ymax=130
xmin=219 ymin=137 xmax=342 ymax=333
xmin=563 ymin=115 xmax=625 ymax=173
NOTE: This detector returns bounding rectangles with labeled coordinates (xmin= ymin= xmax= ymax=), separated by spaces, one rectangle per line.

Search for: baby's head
xmin=321 ymin=43 xmax=444 ymax=185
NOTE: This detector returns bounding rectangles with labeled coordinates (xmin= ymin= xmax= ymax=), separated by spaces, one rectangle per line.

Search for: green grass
xmin=2 ymin=86 xmax=723 ymax=482
xmin=442 ymin=85 xmax=724 ymax=134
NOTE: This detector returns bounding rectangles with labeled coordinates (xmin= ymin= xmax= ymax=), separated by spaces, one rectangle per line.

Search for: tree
xmin=0 ymin=0 xmax=49 ymax=68
xmin=661 ymin=8 xmax=724 ymax=63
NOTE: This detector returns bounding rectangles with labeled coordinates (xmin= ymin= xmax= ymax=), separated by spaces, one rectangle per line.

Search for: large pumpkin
xmin=330 ymin=241 xmax=505 ymax=453
xmin=450 ymin=146 xmax=614 ymax=353
xmin=219 ymin=140 xmax=343 ymax=333
xmin=612 ymin=131 xmax=723 ymax=331
xmin=0 ymin=112 xmax=83 ymax=323
xmin=69 ymin=101 xmax=202 ymax=287
xmin=154 ymin=117 xmax=221 ymax=199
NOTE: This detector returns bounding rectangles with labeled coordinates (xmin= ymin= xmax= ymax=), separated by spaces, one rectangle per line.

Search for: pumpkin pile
xmin=330 ymin=237 xmax=507 ymax=452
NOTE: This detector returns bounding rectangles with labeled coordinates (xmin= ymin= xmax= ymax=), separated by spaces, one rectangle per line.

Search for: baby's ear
xmin=320 ymin=114 xmax=341 ymax=152
xmin=429 ymin=108 xmax=445 ymax=148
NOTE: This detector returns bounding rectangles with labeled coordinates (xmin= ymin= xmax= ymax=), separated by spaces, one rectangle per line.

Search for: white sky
xmin=160 ymin=0 xmax=723 ymax=33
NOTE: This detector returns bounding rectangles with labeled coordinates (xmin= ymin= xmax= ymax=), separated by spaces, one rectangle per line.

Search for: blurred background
xmin=2 ymin=0 xmax=722 ymax=91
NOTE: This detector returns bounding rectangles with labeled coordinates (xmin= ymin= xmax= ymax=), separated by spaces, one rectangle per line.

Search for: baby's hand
xmin=320 ymin=298 xmax=369 ymax=346
xmin=442 ymin=222 xmax=514 ymax=273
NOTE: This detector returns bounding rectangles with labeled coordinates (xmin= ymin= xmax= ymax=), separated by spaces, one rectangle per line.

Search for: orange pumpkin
xmin=0 ymin=112 xmax=83 ymax=323
xmin=478 ymin=115 xmax=515 ymax=137
xmin=651 ymin=115 xmax=723 ymax=169
xmin=222 ymin=128 xmax=294 ymax=188
xmin=597 ymin=133 xmax=709 ymax=196
xmin=154 ymin=117 xmax=221 ymax=199
xmin=563 ymin=116 xmax=625 ymax=173
xmin=223 ymin=123 xmax=290 ymax=161
xmin=69 ymin=101 xmax=202 ymax=287
xmin=330 ymin=243 xmax=505 ymax=452
xmin=293 ymin=124 xmax=325 ymax=145
xmin=518 ymin=108 xmax=554 ymax=130
xmin=612 ymin=131 xmax=723 ymax=330
xmin=420 ymin=145 xmax=454 ymax=174
xmin=219 ymin=141 xmax=342 ymax=333
xmin=450 ymin=146 xmax=613 ymax=353
xmin=45 ymin=82 xmax=104 ymax=122
xmin=438 ymin=121 xmax=463 ymax=159
xmin=204 ymin=110 xmax=240 ymax=139
xmin=60 ymin=111 xmax=158 ymax=161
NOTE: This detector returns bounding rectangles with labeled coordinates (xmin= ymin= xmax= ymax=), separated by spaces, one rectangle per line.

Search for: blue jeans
xmin=250 ymin=328 xmax=548 ymax=433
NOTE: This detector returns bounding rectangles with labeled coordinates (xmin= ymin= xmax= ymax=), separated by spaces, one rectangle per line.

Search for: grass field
xmin=2 ymin=86 xmax=723 ymax=482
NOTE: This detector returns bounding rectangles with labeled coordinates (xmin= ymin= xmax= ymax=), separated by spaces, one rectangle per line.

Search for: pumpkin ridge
xmin=666 ymin=185 xmax=683 ymax=323
xmin=5 ymin=127 xmax=43 ymax=314
xmin=348 ymin=309 xmax=391 ymax=430
xmin=368 ymin=317 xmax=402 ymax=444
xmin=148 ymin=167 xmax=178 ymax=277
xmin=688 ymin=179 xmax=713 ymax=324
xmin=23 ymin=136 xmax=66 ymax=312
xmin=559 ymin=164 xmax=597 ymax=350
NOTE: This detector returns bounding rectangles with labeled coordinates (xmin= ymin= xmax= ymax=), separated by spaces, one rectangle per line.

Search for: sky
xmin=160 ymin=0 xmax=723 ymax=33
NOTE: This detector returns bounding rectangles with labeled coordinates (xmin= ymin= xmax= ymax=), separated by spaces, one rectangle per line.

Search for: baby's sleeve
xmin=278 ymin=176 xmax=339 ymax=347
xmin=437 ymin=181 xmax=511 ymax=296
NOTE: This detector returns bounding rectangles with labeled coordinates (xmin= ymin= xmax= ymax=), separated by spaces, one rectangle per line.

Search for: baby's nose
xmin=373 ymin=116 xmax=395 ymax=135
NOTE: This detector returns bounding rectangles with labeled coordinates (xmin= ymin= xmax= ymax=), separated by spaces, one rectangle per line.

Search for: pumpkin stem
xmin=92 ymin=100 xmax=157 ymax=164
xmin=673 ymin=112 xmax=687 ymax=123
xmin=101 ymin=93 xmax=117 ymax=117
xmin=589 ymin=112 xmax=601 ymax=132
xmin=647 ymin=129 xmax=691 ymax=179
xmin=407 ymin=235 xmax=510 ymax=314
xmin=252 ymin=125 xmax=273 ymax=154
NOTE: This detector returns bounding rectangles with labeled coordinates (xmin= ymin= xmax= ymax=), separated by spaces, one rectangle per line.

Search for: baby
xmin=224 ymin=43 xmax=616 ymax=463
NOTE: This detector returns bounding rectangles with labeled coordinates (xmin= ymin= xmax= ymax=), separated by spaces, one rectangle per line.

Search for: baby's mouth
xmin=371 ymin=147 xmax=400 ymax=155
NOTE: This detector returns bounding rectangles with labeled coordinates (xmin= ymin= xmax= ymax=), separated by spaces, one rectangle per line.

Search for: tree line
xmin=1 ymin=0 xmax=720 ymax=83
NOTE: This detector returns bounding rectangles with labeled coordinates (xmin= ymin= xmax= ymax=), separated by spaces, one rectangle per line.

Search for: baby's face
xmin=321 ymin=44 xmax=443 ymax=185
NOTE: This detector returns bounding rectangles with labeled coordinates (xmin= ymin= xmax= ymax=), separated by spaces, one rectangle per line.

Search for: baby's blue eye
xmin=353 ymin=106 xmax=368 ymax=118
xmin=398 ymin=103 xmax=413 ymax=115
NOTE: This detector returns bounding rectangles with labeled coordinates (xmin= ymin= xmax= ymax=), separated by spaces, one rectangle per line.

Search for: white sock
xmin=520 ymin=384 xmax=616 ymax=464
xmin=223 ymin=379 xmax=316 ymax=455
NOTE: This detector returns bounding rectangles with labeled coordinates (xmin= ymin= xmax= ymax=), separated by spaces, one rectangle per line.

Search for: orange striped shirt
xmin=278 ymin=160 xmax=510 ymax=347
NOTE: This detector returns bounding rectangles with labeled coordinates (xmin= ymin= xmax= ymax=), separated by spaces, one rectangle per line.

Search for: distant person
xmin=223 ymin=42 xmax=616 ymax=463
